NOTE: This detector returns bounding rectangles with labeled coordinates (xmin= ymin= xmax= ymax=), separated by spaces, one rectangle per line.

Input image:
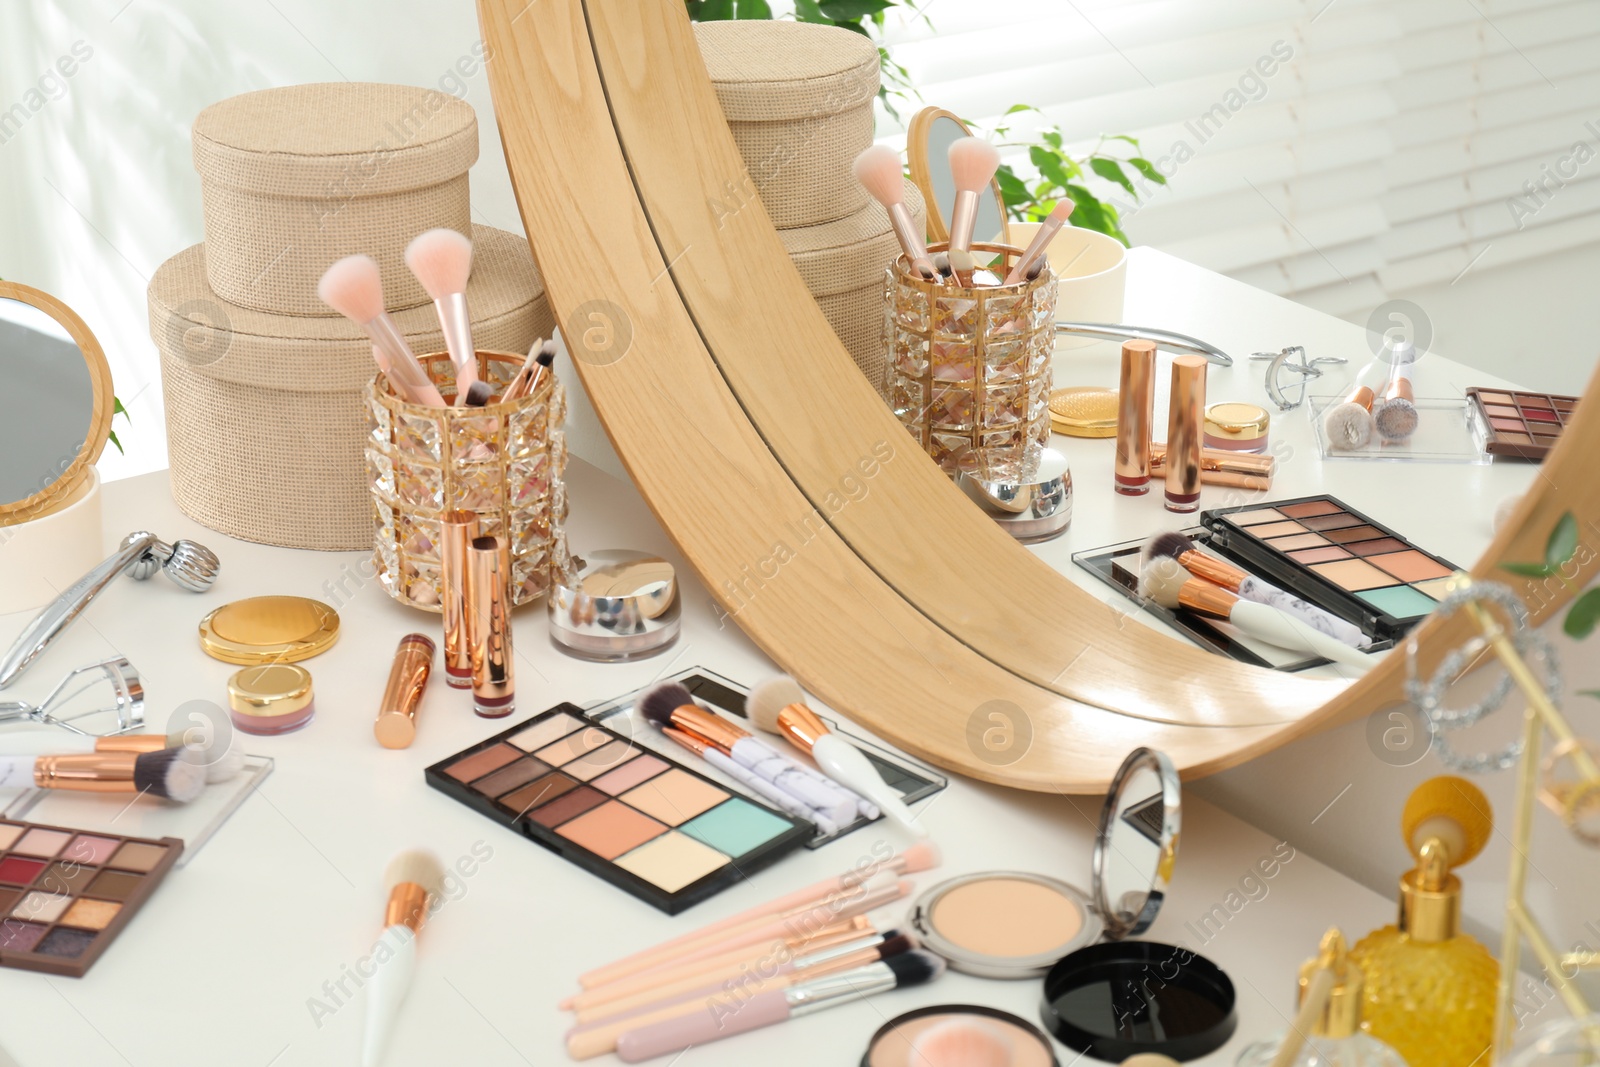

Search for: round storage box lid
xmin=693 ymin=21 xmax=880 ymax=122
xmin=192 ymin=82 xmax=478 ymax=197
xmin=779 ymin=180 xmax=925 ymax=299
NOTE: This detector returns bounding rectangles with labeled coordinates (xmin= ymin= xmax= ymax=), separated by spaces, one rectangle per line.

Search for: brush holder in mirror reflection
xmin=367 ymin=350 xmax=570 ymax=612
xmin=884 ymin=242 xmax=1057 ymax=479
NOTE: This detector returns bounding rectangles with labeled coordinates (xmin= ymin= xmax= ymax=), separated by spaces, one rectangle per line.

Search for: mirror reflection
xmin=922 ymin=114 xmax=1008 ymax=247
xmin=1102 ymin=763 xmax=1166 ymax=929
xmin=0 ymin=296 xmax=95 ymax=509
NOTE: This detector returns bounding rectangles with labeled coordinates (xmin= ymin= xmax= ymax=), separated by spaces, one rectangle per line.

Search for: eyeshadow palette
xmin=427 ymin=705 xmax=813 ymax=914
xmin=1202 ymin=495 xmax=1460 ymax=642
xmin=0 ymin=820 xmax=181 ymax=976
xmin=1467 ymin=387 xmax=1579 ymax=460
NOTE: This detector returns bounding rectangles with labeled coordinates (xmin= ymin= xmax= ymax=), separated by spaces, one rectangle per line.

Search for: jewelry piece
xmin=1539 ymin=738 xmax=1600 ymax=847
xmin=0 ymin=657 xmax=145 ymax=736
xmin=1253 ymin=345 xmax=1348 ymax=411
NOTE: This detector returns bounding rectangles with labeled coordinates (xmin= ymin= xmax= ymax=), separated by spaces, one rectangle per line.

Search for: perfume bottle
xmin=1349 ymin=776 xmax=1499 ymax=1067
xmin=1238 ymin=929 xmax=1408 ymax=1067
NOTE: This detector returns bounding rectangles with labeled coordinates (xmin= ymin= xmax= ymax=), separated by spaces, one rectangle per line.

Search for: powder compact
xmin=0 ymin=819 xmax=181 ymax=976
xmin=862 ymin=1005 xmax=1059 ymax=1066
xmin=1467 ymin=387 xmax=1579 ymax=461
xmin=548 ymin=550 xmax=681 ymax=662
xmin=908 ymin=748 xmax=1238 ymax=1061
xmin=426 ymin=704 xmax=813 ymax=913
xmin=198 ymin=595 xmax=340 ymax=664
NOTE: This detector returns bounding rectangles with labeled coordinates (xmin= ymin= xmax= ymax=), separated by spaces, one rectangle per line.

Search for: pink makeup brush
xmin=572 ymin=843 xmax=938 ymax=992
xmin=853 ymin=145 xmax=936 ymax=280
xmin=947 ymin=136 xmax=1002 ymax=253
xmin=404 ymin=228 xmax=476 ymax=405
xmin=1004 ymin=200 xmax=1075 ymax=285
xmin=318 ymin=256 xmax=446 ymax=407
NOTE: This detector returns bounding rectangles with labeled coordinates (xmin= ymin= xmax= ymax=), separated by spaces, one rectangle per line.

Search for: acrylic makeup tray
xmin=582 ymin=667 xmax=947 ymax=849
xmin=1308 ymin=394 xmax=1489 ymax=463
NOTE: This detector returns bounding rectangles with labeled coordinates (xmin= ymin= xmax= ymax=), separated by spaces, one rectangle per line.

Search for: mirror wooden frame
xmin=478 ymin=0 xmax=1600 ymax=792
xmin=906 ymin=106 xmax=1011 ymax=248
xmin=0 ymin=280 xmax=113 ymax=526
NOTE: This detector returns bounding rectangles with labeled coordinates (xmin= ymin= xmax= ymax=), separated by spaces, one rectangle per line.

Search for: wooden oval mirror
xmin=477 ymin=0 xmax=1598 ymax=791
xmin=0 ymin=280 xmax=113 ymax=526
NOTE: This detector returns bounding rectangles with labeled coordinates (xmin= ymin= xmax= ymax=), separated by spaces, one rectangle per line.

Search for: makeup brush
xmin=1323 ymin=384 xmax=1376 ymax=450
xmin=363 ymin=848 xmax=445 ymax=1067
xmin=637 ymin=682 xmax=859 ymax=828
xmin=945 ymin=248 xmax=976 ymax=288
xmin=461 ymin=380 xmax=495 ymax=407
xmin=747 ymin=676 xmax=929 ymax=837
xmin=573 ymin=842 xmax=940 ymax=992
xmin=1374 ymin=344 xmax=1418 ymax=443
xmin=1142 ymin=532 xmax=1370 ymax=649
xmin=319 ymin=256 xmax=446 ymax=407
xmin=566 ymin=934 xmax=919 ymax=1057
xmin=912 ymin=1018 xmax=1015 ymax=1067
xmin=0 ymin=730 xmax=245 ymax=783
xmin=365 ymin=343 xmax=413 ymax=403
xmin=662 ymin=727 xmax=837 ymax=835
xmin=1139 ymin=558 xmax=1375 ymax=672
xmin=947 ymin=136 xmax=1002 ymax=253
xmin=1004 ymin=200 xmax=1074 ymax=286
xmin=0 ymin=748 xmax=204 ymax=802
xmin=614 ymin=950 xmax=946 ymax=1062
xmin=506 ymin=337 xmax=557 ymax=401
xmin=853 ymin=145 xmax=936 ymax=280
xmin=405 ymin=228 xmax=477 ymax=406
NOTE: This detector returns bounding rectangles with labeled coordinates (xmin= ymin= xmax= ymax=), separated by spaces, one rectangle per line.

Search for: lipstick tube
xmin=1149 ymin=445 xmax=1276 ymax=476
xmin=1115 ymin=340 xmax=1157 ymax=495
xmin=1149 ymin=449 xmax=1272 ymax=490
xmin=375 ymin=633 xmax=435 ymax=749
xmin=441 ymin=510 xmax=479 ymax=690
xmin=467 ymin=535 xmax=514 ymax=717
xmin=1165 ymin=354 xmax=1208 ymax=513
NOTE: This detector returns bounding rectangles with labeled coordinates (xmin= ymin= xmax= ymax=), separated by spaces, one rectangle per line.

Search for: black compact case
xmin=426 ymin=703 xmax=813 ymax=914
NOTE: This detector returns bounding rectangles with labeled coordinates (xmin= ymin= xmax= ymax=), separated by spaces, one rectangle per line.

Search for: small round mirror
xmin=1093 ymin=747 xmax=1181 ymax=941
xmin=0 ymin=282 xmax=113 ymax=525
xmin=908 ymin=107 xmax=1010 ymax=248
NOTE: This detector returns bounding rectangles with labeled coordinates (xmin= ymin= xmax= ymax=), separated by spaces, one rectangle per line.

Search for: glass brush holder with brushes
xmin=366 ymin=349 xmax=572 ymax=611
xmin=884 ymin=241 xmax=1057 ymax=480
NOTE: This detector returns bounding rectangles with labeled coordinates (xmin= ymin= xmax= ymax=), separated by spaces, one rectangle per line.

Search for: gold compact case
xmin=227 ymin=663 xmax=315 ymax=735
xmin=1050 ymin=387 xmax=1119 ymax=438
xmin=199 ymin=596 xmax=340 ymax=664
xmin=1204 ymin=401 xmax=1270 ymax=453
xmin=549 ymin=550 xmax=680 ymax=661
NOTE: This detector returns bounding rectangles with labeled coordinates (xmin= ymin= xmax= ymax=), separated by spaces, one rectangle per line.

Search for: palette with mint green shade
xmin=682 ymin=797 xmax=796 ymax=856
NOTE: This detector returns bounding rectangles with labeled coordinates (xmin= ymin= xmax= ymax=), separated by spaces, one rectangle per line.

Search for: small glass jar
xmin=227 ymin=664 xmax=315 ymax=735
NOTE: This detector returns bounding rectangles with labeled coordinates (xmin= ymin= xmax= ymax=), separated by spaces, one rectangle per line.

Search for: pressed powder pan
xmin=863 ymin=1004 xmax=1059 ymax=1066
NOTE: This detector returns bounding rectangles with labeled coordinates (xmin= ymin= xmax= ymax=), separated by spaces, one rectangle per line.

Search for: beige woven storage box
xmin=780 ymin=181 xmax=924 ymax=396
xmin=694 ymin=21 xmax=878 ymax=230
xmin=192 ymin=83 xmax=477 ymax=317
xmin=149 ymin=225 xmax=553 ymax=551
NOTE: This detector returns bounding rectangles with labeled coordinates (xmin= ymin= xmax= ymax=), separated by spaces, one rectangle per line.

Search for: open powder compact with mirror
xmin=908 ymin=748 xmax=1237 ymax=1061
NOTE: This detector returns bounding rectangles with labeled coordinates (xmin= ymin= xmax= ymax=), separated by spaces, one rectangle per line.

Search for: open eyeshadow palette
xmin=0 ymin=820 xmax=180 ymax=976
xmin=1202 ymin=496 xmax=1459 ymax=643
xmin=581 ymin=669 xmax=946 ymax=849
xmin=427 ymin=705 xmax=815 ymax=914
xmin=1467 ymin=387 xmax=1579 ymax=461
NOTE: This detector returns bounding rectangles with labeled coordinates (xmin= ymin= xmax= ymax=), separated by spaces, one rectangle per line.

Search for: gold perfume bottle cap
xmin=1297 ymin=928 xmax=1364 ymax=1038
xmin=1395 ymin=776 xmax=1491 ymax=943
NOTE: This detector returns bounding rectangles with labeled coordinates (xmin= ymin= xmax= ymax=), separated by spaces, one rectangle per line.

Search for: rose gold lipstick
xmin=441 ymin=510 xmax=479 ymax=690
xmin=467 ymin=534 xmax=514 ymax=717
xmin=375 ymin=633 xmax=435 ymax=748
xmin=1165 ymin=354 xmax=1208 ymax=513
xmin=1115 ymin=340 xmax=1157 ymax=495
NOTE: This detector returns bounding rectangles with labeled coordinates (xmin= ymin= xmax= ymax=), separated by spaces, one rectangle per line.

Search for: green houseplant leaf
xmin=1564 ymin=589 xmax=1600 ymax=639
xmin=1546 ymin=511 xmax=1578 ymax=571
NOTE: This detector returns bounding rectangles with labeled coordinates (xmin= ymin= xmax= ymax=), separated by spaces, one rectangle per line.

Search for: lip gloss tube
xmin=1114 ymin=340 xmax=1157 ymax=495
xmin=441 ymin=510 xmax=479 ymax=690
xmin=1165 ymin=354 xmax=1209 ymax=513
xmin=374 ymin=633 xmax=435 ymax=749
xmin=467 ymin=534 xmax=514 ymax=718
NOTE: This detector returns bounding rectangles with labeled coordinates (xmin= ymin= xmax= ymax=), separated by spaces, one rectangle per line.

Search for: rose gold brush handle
xmin=949 ymin=190 xmax=979 ymax=253
xmin=886 ymin=204 xmax=936 ymax=279
xmin=367 ymin=315 xmax=446 ymax=407
xmin=434 ymin=292 xmax=477 ymax=405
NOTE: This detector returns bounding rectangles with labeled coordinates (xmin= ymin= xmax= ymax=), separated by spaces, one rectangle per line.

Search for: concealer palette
xmin=0 ymin=820 xmax=182 ymax=976
xmin=1467 ymin=387 xmax=1579 ymax=461
xmin=1202 ymin=495 xmax=1459 ymax=642
xmin=426 ymin=704 xmax=812 ymax=914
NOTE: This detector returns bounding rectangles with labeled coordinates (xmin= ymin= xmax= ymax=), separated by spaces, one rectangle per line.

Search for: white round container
xmin=0 ymin=467 xmax=104 ymax=614
xmin=1010 ymin=222 xmax=1128 ymax=349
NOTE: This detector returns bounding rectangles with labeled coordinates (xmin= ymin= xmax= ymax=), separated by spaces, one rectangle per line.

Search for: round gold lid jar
xmin=199 ymin=596 xmax=340 ymax=664
xmin=1204 ymin=401 xmax=1270 ymax=454
xmin=1049 ymin=387 xmax=1119 ymax=438
xmin=227 ymin=663 xmax=315 ymax=735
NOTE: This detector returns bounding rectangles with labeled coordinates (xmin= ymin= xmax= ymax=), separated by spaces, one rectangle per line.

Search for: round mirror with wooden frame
xmin=477 ymin=0 xmax=1599 ymax=792
xmin=0 ymin=280 xmax=114 ymax=527
xmin=907 ymin=106 xmax=1011 ymax=249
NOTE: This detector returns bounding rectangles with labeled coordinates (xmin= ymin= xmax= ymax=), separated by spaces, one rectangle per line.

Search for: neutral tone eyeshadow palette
xmin=1202 ymin=495 xmax=1459 ymax=642
xmin=1467 ymin=387 xmax=1579 ymax=461
xmin=426 ymin=704 xmax=813 ymax=914
xmin=0 ymin=820 xmax=181 ymax=976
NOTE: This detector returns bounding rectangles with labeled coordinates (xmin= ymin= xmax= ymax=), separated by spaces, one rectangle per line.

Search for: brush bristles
xmin=636 ymin=681 xmax=696 ymax=728
xmin=1323 ymin=401 xmax=1374 ymax=449
xmin=885 ymin=949 xmax=946 ymax=988
xmin=1375 ymin=398 xmax=1418 ymax=441
xmin=404 ymin=228 xmax=474 ymax=300
xmin=317 ymin=254 xmax=385 ymax=324
xmin=133 ymin=747 xmax=205 ymax=803
xmin=874 ymin=932 xmax=917 ymax=960
xmin=463 ymin=380 xmax=495 ymax=407
xmin=912 ymin=1018 xmax=1014 ymax=1067
xmin=745 ymin=675 xmax=808 ymax=735
xmin=383 ymin=848 xmax=447 ymax=899
xmin=1138 ymin=557 xmax=1191 ymax=609
xmin=1047 ymin=200 xmax=1074 ymax=224
xmin=900 ymin=841 xmax=942 ymax=873
xmin=852 ymin=145 xmax=907 ymax=207
xmin=1142 ymin=531 xmax=1196 ymax=567
xmin=948 ymin=136 xmax=1001 ymax=192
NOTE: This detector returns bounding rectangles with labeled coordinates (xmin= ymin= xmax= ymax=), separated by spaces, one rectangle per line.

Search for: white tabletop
xmin=0 ymin=249 xmax=1526 ymax=1066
